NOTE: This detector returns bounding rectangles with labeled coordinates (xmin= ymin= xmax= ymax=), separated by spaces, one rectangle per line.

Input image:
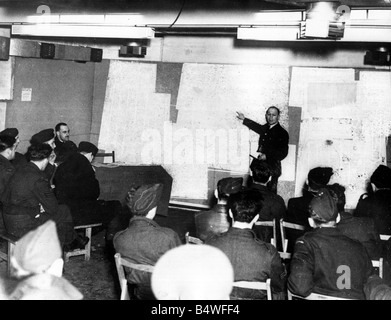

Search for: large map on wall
xmin=98 ymin=61 xmax=291 ymax=200
xmin=291 ymin=67 xmax=391 ymax=208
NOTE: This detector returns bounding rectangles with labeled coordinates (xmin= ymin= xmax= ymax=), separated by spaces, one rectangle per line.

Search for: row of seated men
xmin=114 ymin=160 xmax=391 ymax=300
xmin=0 ymin=125 xmax=128 ymax=254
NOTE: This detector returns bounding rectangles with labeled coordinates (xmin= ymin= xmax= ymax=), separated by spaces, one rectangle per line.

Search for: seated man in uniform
xmin=53 ymin=141 xmax=123 ymax=242
xmin=194 ymin=177 xmax=243 ymax=242
xmin=113 ymin=183 xmax=182 ymax=300
xmin=2 ymin=143 xmax=88 ymax=251
xmin=206 ymin=189 xmax=287 ymax=300
xmin=288 ymin=188 xmax=374 ymax=300
xmin=248 ymin=160 xmax=286 ymax=245
xmin=0 ymin=128 xmax=26 ymax=168
xmin=54 ymin=122 xmax=78 ymax=164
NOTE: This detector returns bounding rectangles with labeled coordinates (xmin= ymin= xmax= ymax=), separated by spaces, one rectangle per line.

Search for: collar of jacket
xmin=128 ymin=215 xmax=159 ymax=228
xmin=229 ymin=226 xmax=258 ymax=239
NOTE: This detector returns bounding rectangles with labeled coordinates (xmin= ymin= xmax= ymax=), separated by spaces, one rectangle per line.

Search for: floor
xmin=0 ymin=207 xmax=197 ymax=300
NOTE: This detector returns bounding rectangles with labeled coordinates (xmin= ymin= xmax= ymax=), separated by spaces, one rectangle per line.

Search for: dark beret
xmin=308 ymin=167 xmax=334 ymax=189
xmin=0 ymin=128 xmax=19 ymax=138
xmin=78 ymin=141 xmax=99 ymax=157
xmin=218 ymin=177 xmax=243 ymax=195
xmin=130 ymin=183 xmax=163 ymax=215
xmin=371 ymin=165 xmax=391 ymax=189
xmin=30 ymin=129 xmax=55 ymax=144
xmin=309 ymin=187 xmax=339 ymax=223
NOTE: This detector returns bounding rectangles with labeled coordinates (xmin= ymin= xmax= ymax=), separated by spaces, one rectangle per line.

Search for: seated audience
xmin=113 ymin=183 xmax=182 ymax=300
xmin=288 ymin=187 xmax=373 ymax=300
xmin=0 ymin=128 xmax=26 ymax=167
xmin=285 ymin=166 xmax=333 ymax=253
xmin=7 ymin=220 xmax=83 ymax=300
xmin=54 ymin=122 xmax=78 ymax=164
xmin=329 ymin=183 xmax=382 ymax=260
xmin=2 ymin=143 xmax=88 ymax=252
xmin=53 ymin=141 xmax=123 ymax=241
xmin=354 ymin=164 xmax=391 ymax=235
xmin=247 ymin=160 xmax=286 ymax=244
xmin=194 ymin=177 xmax=243 ymax=242
xmin=28 ymin=128 xmax=58 ymax=184
xmin=152 ymin=244 xmax=234 ymax=300
xmin=206 ymin=189 xmax=287 ymax=300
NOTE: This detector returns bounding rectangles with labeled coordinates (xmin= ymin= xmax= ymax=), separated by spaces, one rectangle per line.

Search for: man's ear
xmin=214 ymin=189 xmax=219 ymax=199
xmin=308 ymin=217 xmax=316 ymax=229
xmin=335 ymin=213 xmax=341 ymax=224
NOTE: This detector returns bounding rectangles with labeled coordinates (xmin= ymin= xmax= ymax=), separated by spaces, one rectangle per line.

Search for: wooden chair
xmin=114 ymin=252 xmax=154 ymax=300
xmin=64 ymin=222 xmax=102 ymax=262
xmin=254 ymin=219 xmax=277 ymax=248
xmin=185 ymin=232 xmax=204 ymax=245
xmin=95 ymin=150 xmax=115 ymax=163
xmin=279 ymin=218 xmax=306 ymax=259
xmin=288 ymin=290 xmax=356 ymax=300
xmin=372 ymin=257 xmax=384 ymax=278
xmin=233 ymin=279 xmax=272 ymax=300
xmin=0 ymin=231 xmax=18 ymax=276
xmin=380 ymin=234 xmax=391 ymax=241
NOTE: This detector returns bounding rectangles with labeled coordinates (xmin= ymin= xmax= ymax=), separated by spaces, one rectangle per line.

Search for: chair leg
xmin=7 ymin=242 xmax=15 ymax=276
xmin=85 ymin=227 xmax=92 ymax=261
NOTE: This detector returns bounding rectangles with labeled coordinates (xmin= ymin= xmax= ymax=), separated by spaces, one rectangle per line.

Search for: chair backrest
xmin=279 ymin=218 xmax=306 ymax=254
xmin=114 ymin=252 xmax=154 ymax=300
xmin=288 ymin=290 xmax=356 ymax=300
xmin=233 ymin=279 xmax=272 ymax=300
xmin=95 ymin=150 xmax=115 ymax=163
xmin=254 ymin=219 xmax=277 ymax=248
xmin=185 ymin=232 xmax=204 ymax=245
xmin=372 ymin=257 xmax=384 ymax=278
xmin=380 ymin=234 xmax=391 ymax=241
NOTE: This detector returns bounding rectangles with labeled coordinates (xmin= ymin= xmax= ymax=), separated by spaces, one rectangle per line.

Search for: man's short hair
xmin=55 ymin=122 xmax=68 ymax=132
xmin=217 ymin=177 xmax=243 ymax=200
xmin=251 ymin=160 xmax=271 ymax=184
xmin=26 ymin=143 xmax=53 ymax=161
xmin=0 ymin=135 xmax=16 ymax=152
xmin=267 ymin=106 xmax=281 ymax=115
xmin=327 ymin=183 xmax=346 ymax=213
xmin=307 ymin=167 xmax=333 ymax=191
xmin=227 ymin=190 xmax=262 ymax=223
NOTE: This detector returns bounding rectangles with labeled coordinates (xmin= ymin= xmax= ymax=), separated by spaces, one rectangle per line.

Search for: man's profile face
xmin=57 ymin=125 xmax=70 ymax=142
xmin=265 ymin=107 xmax=279 ymax=126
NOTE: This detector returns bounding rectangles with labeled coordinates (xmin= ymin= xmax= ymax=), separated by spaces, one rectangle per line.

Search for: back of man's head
xmin=217 ymin=177 xmax=243 ymax=200
xmin=326 ymin=183 xmax=346 ymax=213
xmin=127 ymin=183 xmax=164 ymax=217
xmin=26 ymin=143 xmax=53 ymax=162
xmin=370 ymin=165 xmax=391 ymax=190
xmin=227 ymin=190 xmax=262 ymax=223
xmin=251 ymin=160 xmax=271 ymax=184
xmin=308 ymin=187 xmax=339 ymax=225
xmin=307 ymin=167 xmax=333 ymax=191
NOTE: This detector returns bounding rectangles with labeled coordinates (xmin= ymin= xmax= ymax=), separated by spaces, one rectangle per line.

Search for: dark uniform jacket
xmin=0 ymin=154 xmax=15 ymax=202
xmin=354 ymin=190 xmax=391 ymax=235
xmin=54 ymin=137 xmax=78 ymax=164
xmin=206 ymin=227 xmax=286 ymax=300
xmin=288 ymin=227 xmax=373 ymax=300
xmin=194 ymin=204 xmax=230 ymax=242
xmin=54 ymin=152 xmax=100 ymax=204
xmin=113 ymin=216 xmax=182 ymax=300
xmin=337 ymin=211 xmax=382 ymax=260
xmin=243 ymin=119 xmax=289 ymax=164
xmin=4 ymin=162 xmax=59 ymax=218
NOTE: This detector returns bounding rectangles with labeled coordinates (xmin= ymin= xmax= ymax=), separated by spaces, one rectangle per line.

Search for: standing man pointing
xmin=237 ymin=106 xmax=289 ymax=193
